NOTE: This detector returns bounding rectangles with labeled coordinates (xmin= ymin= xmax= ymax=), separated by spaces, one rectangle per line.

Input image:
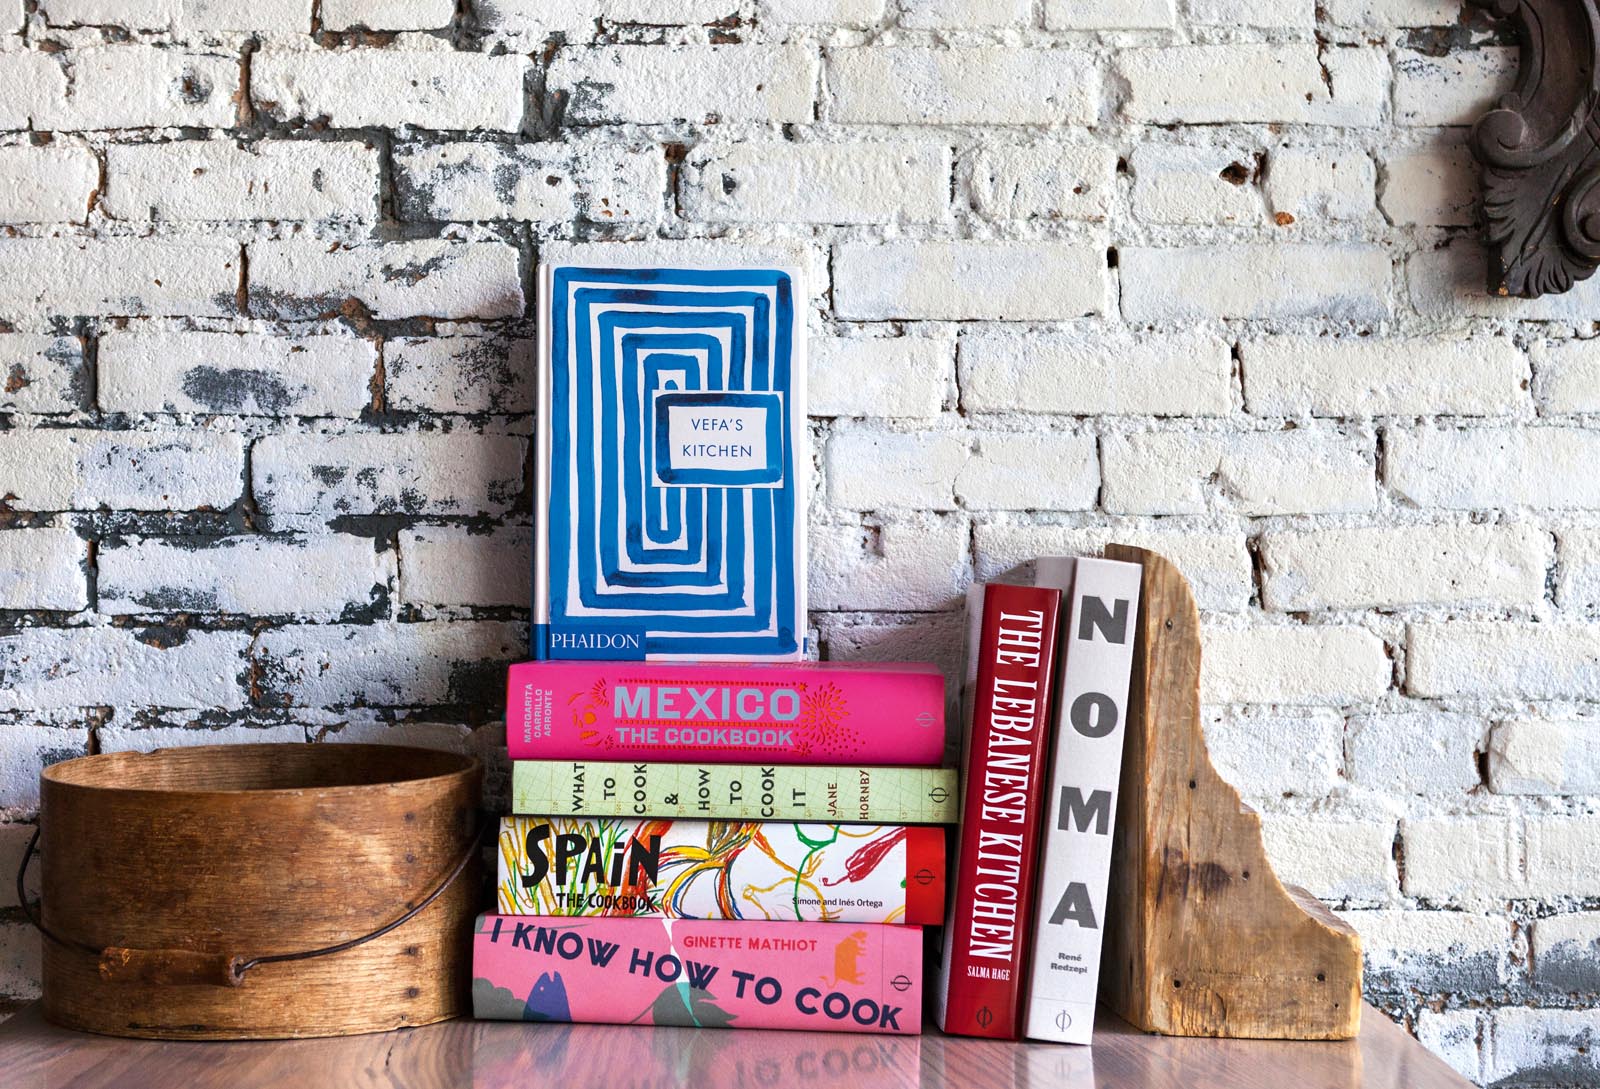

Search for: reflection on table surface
xmin=2 ymin=1002 xmax=1473 ymax=1089
xmin=469 ymin=1020 xmax=1097 ymax=1089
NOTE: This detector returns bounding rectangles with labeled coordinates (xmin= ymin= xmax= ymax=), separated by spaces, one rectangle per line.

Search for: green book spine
xmin=511 ymin=761 xmax=958 ymax=824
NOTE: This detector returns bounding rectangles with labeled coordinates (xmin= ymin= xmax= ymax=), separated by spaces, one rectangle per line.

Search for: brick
xmin=98 ymin=723 xmax=306 ymax=752
xmin=254 ymin=431 xmax=523 ymax=517
xmin=1343 ymin=910 xmax=1512 ymax=994
xmin=399 ymin=526 xmax=531 ymax=609
xmin=1380 ymin=147 xmax=1477 ymax=227
xmin=1531 ymin=911 xmax=1600 ymax=993
xmin=810 ymin=514 xmax=969 ymax=611
xmin=385 ymin=335 xmax=533 ymax=415
xmin=1202 ymin=708 xmax=1344 ymax=798
xmin=810 ymin=334 xmax=951 ymax=419
xmin=178 ymin=0 xmax=308 ymax=32
xmin=1395 ymin=48 xmax=1516 ymax=128
xmin=1103 ymin=429 xmax=1375 ymax=516
xmin=1532 ymin=338 xmax=1600 ymax=414
xmin=684 ymin=142 xmax=949 ymax=225
xmin=1486 ymin=1008 xmax=1600 ymax=1085
xmin=36 ymin=48 xmax=238 ymax=130
xmin=1259 ymin=813 xmax=1398 ymax=901
xmin=98 ymin=330 xmax=375 ymax=416
xmin=0 ymin=824 xmax=40 ymax=907
xmin=1409 ymin=238 xmax=1600 ymax=322
xmin=314 ymin=717 xmax=473 ymax=751
xmin=1348 ymin=712 xmax=1485 ymax=796
xmin=1323 ymin=0 xmax=1460 ymax=27
xmin=1410 ymin=622 xmax=1600 ymax=700
xmin=105 ymin=140 xmax=378 ymax=222
xmin=1402 ymin=816 xmax=1520 ymax=900
xmin=1389 ymin=426 xmax=1600 ymax=510
xmin=550 ymin=45 xmax=815 ymax=126
xmin=1241 ymin=335 xmax=1525 ymax=418
xmin=0 ymin=627 xmax=250 ymax=710
xmin=0 ymin=921 xmax=41 ymax=1000
xmin=0 ymin=428 xmax=243 ymax=511
xmin=40 ymin=0 xmax=176 ymax=26
xmin=0 ymin=237 xmax=239 ymax=319
xmin=1188 ymin=0 xmax=1313 ymax=26
xmin=249 ymin=239 xmax=523 ymax=321
xmin=967 ymin=144 xmax=1116 ymax=222
xmin=834 ymin=241 xmax=1107 ymax=321
xmin=1129 ymin=144 xmax=1264 ymax=226
xmin=255 ymin=620 xmax=523 ymax=708
xmin=0 ymin=724 xmax=89 ymax=808
xmin=320 ymin=0 xmax=453 ymax=29
xmin=974 ymin=523 xmax=1253 ymax=613
xmin=0 ymin=53 xmax=68 ymax=131
xmin=1121 ymin=245 xmax=1391 ymax=322
xmin=393 ymin=140 xmax=660 ymax=225
xmin=1266 ymin=147 xmax=1374 ymax=223
xmin=98 ymin=535 xmax=391 ymax=619
xmin=1416 ymin=1009 xmax=1484 ymax=1084
xmin=1526 ymin=816 xmax=1600 ymax=898
xmin=0 ymin=528 xmax=87 ymax=612
xmin=825 ymin=427 xmax=967 ymax=511
xmin=1562 ymin=527 xmax=1600 ymax=609
xmin=540 ymin=238 xmax=819 ymax=297
xmin=956 ymin=432 xmax=1097 ymax=512
xmin=1260 ymin=523 xmax=1550 ymax=610
xmin=254 ymin=49 xmax=526 ymax=132
xmin=830 ymin=47 xmax=1097 ymax=126
xmin=1203 ymin=625 xmax=1390 ymax=705
xmin=898 ymin=0 xmax=1029 ymax=28
xmin=960 ymin=327 xmax=1232 ymax=417
xmin=1044 ymin=0 xmax=1173 ymax=28
xmin=816 ymin=612 xmax=964 ymax=691
xmin=0 ymin=144 xmax=97 ymax=222
xmin=1119 ymin=45 xmax=1380 ymax=126
xmin=758 ymin=0 xmax=884 ymax=24
xmin=0 ymin=335 xmax=83 ymax=414
xmin=484 ymin=0 xmax=738 ymax=30
xmin=1489 ymin=718 xmax=1600 ymax=795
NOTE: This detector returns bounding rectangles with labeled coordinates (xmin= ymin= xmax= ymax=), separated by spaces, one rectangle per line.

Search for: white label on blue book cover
xmin=535 ymin=263 xmax=806 ymax=661
xmin=1025 ymin=556 xmax=1142 ymax=1044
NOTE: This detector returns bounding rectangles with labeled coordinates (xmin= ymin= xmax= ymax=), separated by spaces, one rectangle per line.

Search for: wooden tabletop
xmin=0 ymin=1002 xmax=1472 ymax=1089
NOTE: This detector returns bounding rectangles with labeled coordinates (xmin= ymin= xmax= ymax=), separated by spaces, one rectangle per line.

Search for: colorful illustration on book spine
xmin=472 ymin=914 xmax=923 ymax=1034
xmin=497 ymin=818 xmax=914 ymax=923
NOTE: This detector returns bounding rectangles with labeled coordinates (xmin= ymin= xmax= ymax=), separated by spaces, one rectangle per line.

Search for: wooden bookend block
xmin=1099 ymin=544 xmax=1362 ymax=1040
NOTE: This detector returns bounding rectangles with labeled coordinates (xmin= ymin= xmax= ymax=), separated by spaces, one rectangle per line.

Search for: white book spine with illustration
xmin=1024 ymin=556 xmax=1143 ymax=1044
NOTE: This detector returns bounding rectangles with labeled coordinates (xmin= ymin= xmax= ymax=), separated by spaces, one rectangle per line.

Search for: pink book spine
xmin=505 ymin=660 xmax=945 ymax=765
xmin=472 ymin=914 xmax=923 ymax=1034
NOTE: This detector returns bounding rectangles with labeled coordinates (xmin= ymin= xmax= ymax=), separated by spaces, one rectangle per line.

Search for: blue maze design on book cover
xmin=537 ymin=264 xmax=805 ymax=661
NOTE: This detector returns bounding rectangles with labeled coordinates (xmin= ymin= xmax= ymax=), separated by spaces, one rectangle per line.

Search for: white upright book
xmin=1024 ymin=555 xmax=1143 ymax=1044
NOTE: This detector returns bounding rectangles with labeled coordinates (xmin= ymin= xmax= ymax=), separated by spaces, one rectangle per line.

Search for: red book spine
xmin=936 ymin=583 xmax=1063 ymax=1040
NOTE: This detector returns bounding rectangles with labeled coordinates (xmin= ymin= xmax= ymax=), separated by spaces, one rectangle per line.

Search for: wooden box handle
xmin=17 ymin=822 xmax=483 ymax=988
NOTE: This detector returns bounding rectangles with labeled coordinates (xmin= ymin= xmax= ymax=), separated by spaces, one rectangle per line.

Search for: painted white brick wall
xmin=0 ymin=6 xmax=1592 ymax=1079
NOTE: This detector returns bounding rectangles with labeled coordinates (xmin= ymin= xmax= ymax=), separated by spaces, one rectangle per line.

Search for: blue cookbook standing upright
xmin=535 ymin=263 xmax=806 ymax=661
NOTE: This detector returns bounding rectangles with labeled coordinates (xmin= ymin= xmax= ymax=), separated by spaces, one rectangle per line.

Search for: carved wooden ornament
xmin=1471 ymin=0 xmax=1600 ymax=298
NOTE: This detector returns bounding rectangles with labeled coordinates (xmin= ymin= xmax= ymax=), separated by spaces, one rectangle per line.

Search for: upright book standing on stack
xmin=1024 ymin=556 xmax=1143 ymax=1044
xmin=935 ymin=582 xmax=1063 ymax=1040
xmin=535 ymin=262 xmax=806 ymax=662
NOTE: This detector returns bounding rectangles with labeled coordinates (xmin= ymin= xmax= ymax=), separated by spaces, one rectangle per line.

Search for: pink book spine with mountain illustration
xmin=472 ymin=914 xmax=923 ymax=1035
xmin=505 ymin=660 xmax=945 ymax=764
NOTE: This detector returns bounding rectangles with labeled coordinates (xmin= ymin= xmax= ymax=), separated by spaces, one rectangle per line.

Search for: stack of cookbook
xmin=472 ymin=260 xmax=1143 ymax=1045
